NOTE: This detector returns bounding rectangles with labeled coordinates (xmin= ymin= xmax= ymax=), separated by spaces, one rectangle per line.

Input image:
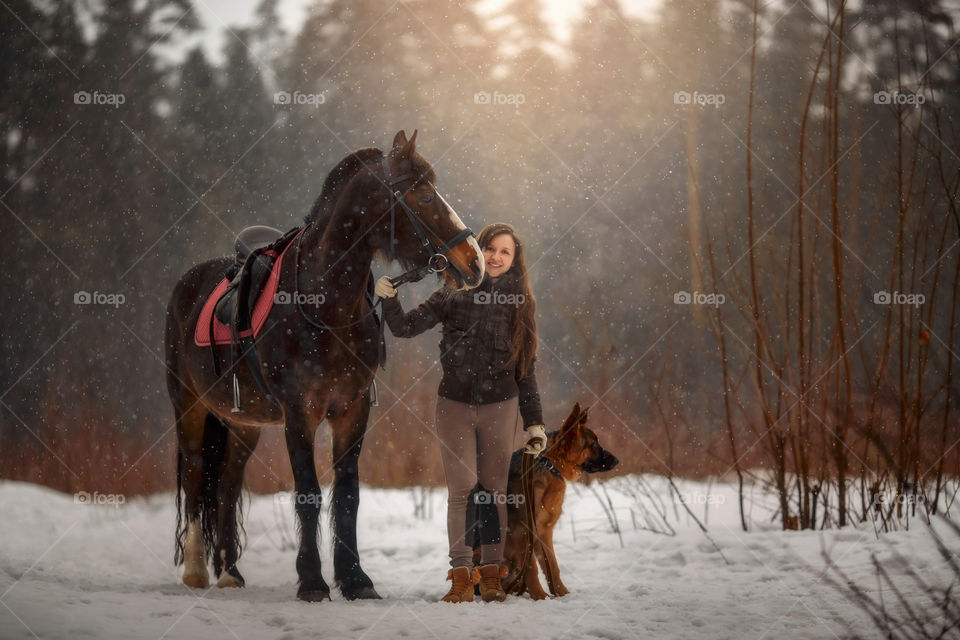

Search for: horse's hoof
xmin=342 ymin=585 xmax=381 ymax=600
xmin=298 ymin=589 xmax=331 ymax=602
xmin=183 ymin=572 xmax=209 ymax=589
xmin=217 ymin=572 xmax=244 ymax=588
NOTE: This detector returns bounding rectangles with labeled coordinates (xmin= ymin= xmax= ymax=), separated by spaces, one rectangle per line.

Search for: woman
xmin=376 ymin=222 xmax=547 ymax=603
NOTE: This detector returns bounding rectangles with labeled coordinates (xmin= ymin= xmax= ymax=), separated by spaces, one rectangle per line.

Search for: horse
xmin=164 ymin=130 xmax=485 ymax=601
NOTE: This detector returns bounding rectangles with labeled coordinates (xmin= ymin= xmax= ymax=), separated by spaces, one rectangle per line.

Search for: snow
xmin=0 ymin=478 xmax=956 ymax=640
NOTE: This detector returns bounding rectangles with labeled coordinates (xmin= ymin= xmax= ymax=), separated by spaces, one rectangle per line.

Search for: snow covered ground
xmin=1 ymin=477 xmax=957 ymax=640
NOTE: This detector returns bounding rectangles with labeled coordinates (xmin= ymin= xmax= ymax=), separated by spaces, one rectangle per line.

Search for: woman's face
xmin=483 ymin=232 xmax=515 ymax=278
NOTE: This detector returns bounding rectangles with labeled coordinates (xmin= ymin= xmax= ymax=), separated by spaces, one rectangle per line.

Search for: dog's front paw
xmin=528 ymin=587 xmax=548 ymax=601
xmin=552 ymin=583 xmax=569 ymax=597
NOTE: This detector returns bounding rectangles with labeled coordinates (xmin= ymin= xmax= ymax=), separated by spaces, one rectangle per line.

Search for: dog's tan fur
xmin=474 ymin=403 xmax=619 ymax=599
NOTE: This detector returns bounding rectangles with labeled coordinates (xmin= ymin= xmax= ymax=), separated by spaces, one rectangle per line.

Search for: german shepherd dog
xmin=473 ymin=403 xmax=619 ymax=599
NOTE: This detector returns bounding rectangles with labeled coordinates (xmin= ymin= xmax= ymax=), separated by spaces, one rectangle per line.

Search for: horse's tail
xmin=174 ymin=412 xmax=229 ymax=566
xmin=175 ymin=446 xmax=185 ymax=565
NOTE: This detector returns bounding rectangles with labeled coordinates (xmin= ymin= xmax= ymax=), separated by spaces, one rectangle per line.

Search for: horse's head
xmin=378 ymin=130 xmax=484 ymax=290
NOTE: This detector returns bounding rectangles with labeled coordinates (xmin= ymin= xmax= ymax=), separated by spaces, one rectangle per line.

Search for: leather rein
xmin=293 ymin=154 xmax=476 ymax=334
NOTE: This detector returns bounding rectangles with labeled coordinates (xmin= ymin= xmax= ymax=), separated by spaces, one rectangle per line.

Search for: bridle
xmin=379 ymin=156 xmax=475 ymax=286
xmin=293 ymin=153 xmax=477 ymax=332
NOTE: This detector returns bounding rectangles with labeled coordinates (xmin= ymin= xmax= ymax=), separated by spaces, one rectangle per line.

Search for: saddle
xmin=213 ymin=225 xmax=285 ymax=327
xmin=194 ymin=225 xmax=302 ymax=408
xmin=194 ymin=226 xmax=301 ymax=348
xmin=195 ymin=224 xmax=386 ymax=410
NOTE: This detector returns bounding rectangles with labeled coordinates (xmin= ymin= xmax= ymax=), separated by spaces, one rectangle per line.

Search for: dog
xmin=472 ymin=402 xmax=619 ymax=599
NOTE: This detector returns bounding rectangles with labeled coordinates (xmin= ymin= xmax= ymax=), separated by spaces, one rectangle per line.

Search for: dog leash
xmin=503 ymin=451 xmax=536 ymax=596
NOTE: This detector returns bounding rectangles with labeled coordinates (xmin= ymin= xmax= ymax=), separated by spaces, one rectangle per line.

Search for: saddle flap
xmin=214 ymin=252 xmax=277 ymax=327
xmin=193 ymin=227 xmax=303 ymax=348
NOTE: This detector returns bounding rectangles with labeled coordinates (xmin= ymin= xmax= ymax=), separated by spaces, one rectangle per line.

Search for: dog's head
xmin=550 ymin=403 xmax=619 ymax=475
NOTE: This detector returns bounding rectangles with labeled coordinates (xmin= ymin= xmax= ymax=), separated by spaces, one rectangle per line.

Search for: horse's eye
xmin=418 ymin=192 xmax=435 ymax=205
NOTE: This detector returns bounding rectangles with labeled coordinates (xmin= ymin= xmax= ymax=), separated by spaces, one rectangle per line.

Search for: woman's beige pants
xmin=435 ymin=395 xmax=521 ymax=568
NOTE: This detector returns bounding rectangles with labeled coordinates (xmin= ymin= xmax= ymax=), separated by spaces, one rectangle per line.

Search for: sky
xmin=182 ymin=0 xmax=664 ymax=64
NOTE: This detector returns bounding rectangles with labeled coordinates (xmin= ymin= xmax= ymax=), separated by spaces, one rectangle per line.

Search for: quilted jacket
xmin=381 ymin=271 xmax=543 ymax=428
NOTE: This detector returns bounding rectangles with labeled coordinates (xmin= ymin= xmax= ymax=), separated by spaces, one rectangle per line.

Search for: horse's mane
xmin=304 ymin=147 xmax=383 ymax=228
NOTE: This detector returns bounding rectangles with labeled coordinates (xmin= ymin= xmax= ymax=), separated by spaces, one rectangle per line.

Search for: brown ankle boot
xmin=441 ymin=566 xmax=478 ymax=603
xmin=477 ymin=564 xmax=507 ymax=602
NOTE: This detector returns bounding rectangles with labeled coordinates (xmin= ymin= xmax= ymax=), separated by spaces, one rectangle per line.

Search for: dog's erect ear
xmin=578 ymin=406 xmax=591 ymax=424
xmin=559 ymin=403 xmax=582 ymax=440
xmin=575 ymin=409 xmax=588 ymax=436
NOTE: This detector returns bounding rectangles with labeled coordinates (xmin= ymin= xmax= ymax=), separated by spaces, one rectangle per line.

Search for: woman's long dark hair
xmin=477 ymin=223 xmax=537 ymax=379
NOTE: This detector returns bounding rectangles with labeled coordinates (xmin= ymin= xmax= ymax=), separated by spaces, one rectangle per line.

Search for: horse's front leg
xmin=284 ymin=410 xmax=330 ymax=602
xmin=329 ymin=392 xmax=381 ymax=600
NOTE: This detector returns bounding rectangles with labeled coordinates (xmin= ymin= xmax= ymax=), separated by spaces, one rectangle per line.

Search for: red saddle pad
xmin=193 ymin=232 xmax=301 ymax=347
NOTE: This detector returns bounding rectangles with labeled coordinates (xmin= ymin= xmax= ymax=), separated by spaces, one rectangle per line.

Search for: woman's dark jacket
xmin=381 ymin=271 xmax=543 ymax=428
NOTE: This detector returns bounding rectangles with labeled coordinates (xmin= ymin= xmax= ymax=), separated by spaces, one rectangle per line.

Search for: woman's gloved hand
xmin=375 ymin=276 xmax=397 ymax=298
xmin=523 ymin=424 xmax=547 ymax=455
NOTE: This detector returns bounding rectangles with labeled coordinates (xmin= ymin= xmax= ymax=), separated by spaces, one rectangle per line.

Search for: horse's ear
xmin=391 ymin=129 xmax=417 ymax=161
